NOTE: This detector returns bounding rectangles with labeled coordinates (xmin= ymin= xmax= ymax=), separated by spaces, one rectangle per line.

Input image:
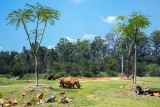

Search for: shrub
xmin=0 ymin=74 xmax=8 ymax=78
xmin=147 ymin=63 xmax=160 ymax=76
xmin=11 ymin=62 xmax=22 ymax=76
xmin=83 ymin=70 xmax=93 ymax=77
xmin=89 ymin=63 xmax=99 ymax=74
xmin=53 ymin=62 xmax=61 ymax=71
xmin=104 ymin=56 xmax=118 ymax=72
xmin=55 ymin=72 xmax=65 ymax=78
xmin=21 ymin=74 xmax=34 ymax=80
xmin=97 ymin=73 xmax=105 ymax=77
xmin=6 ymin=74 xmax=11 ymax=79
xmin=106 ymin=68 xmax=117 ymax=76
xmin=0 ymin=93 xmax=2 ymax=98
xmin=70 ymin=71 xmax=79 ymax=77
xmin=39 ymin=73 xmax=50 ymax=79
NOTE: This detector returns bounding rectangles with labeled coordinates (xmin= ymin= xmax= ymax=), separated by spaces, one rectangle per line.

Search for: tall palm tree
xmin=6 ymin=3 xmax=60 ymax=86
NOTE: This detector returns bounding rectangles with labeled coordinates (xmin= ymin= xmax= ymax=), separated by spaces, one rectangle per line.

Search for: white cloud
xmin=100 ymin=16 xmax=117 ymax=24
xmin=82 ymin=34 xmax=96 ymax=40
xmin=72 ymin=0 xmax=84 ymax=4
xmin=65 ymin=37 xmax=77 ymax=42
xmin=47 ymin=45 xmax=54 ymax=49
xmin=0 ymin=46 xmax=2 ymax=50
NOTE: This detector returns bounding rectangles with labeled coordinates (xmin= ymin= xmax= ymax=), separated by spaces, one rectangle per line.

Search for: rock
xmin=0 ymin=99 xmax=4 ymax=104
xmin=47 ymin=86 xmax=52 ymax=89
xmin=120 ymin=86 xmax=124 ymax=88
xmin=60 ymin=98 xmax=68 ymax=103
xmin=59 ymin=92 xmax=65 ymax=94
xmin=26 ymin=81 xmax=30 ymax=83
xmin=37 ymin=93 xmax=43 ymax=100
xmin=10 ymin=100 xmax=14 ymax=104
xmin=30 ymin=97 xmax=35 ymax=101
xmin=153 ymin=93 xmax=160 ymax=97
xmin=68 ymin=99 xmax=72 ymax=103
xmin=15 ymin=76 xmax=19 ymax=80
xmin=23 ymin=101 xmax=31 ymax=106
xmin=22 ymin=93 xmax=27 ymax=96
xmin=146 ymin=94 xmax=151 ymax=97
xmin=125 ymin=84 xmax=137 ymax=90
xmin=4 ymin=104 xmax=11 ymax=107
xmin=4 ymin=99 xmax=11 ymax=104
xmin=10 ymin=100 xmax=17 ymax=105
xmin=14 ymin=100 xmax=17 ymax=104
xmin=47 ymin=74 xmax=55 ymax=80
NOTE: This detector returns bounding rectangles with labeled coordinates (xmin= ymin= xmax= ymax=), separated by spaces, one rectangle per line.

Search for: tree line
xmin=0 ymin=30 xmax=160 ymax=78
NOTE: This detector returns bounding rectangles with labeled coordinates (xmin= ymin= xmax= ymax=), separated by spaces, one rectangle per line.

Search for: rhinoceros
xmin=59 ymin=77 xmax=81 ymax=88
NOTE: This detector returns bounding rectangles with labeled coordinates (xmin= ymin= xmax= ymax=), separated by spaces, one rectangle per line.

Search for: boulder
xmin=22 ymin=93 xmax=27 ymax=96
xmin=0 ymin=99 xmax=4 ymax=104
xmin=4 ymin=104 xmax=11 ymax=107
xmin=47 ymin=74 xmax=55 ymax=80
xmin=23 ymin=101 xmax=31 ymax=106
xmin=37 ymin=93 xmax=43 ymax=100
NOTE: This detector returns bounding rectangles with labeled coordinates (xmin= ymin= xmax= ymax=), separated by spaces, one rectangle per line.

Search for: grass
xmin=0 ymin=77 xmax=160 ymax=107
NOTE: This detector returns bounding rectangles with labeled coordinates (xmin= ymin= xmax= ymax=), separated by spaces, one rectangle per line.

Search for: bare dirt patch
xmin=21 ymin=85 xmax=52 ymax=92
xmin=87 ymin=95 xmax=94 ymax=98
xmin=76 ymin=77 xmax=119 ymax=80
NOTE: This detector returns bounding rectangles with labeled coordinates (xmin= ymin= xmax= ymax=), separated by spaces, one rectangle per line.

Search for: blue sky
xmin=0 ymin=0 xmax=160 ymax=52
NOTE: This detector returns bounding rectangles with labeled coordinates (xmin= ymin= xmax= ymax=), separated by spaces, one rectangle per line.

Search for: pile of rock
xmin=0 ymin=98 xmax=17 ymax=107
xmin=21 ymin=86 xmax=52 ymax=92
xmin=11 ymin=76 xmax=20 ymax=80
xmin=59 ymin=92 xmax=72 ymax=103
xmin=125 ymin=84 xmax=137 ymax=90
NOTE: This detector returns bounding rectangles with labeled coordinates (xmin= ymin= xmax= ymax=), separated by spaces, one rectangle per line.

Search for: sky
xmin=0 ymin=0 xmax=160 ymax=52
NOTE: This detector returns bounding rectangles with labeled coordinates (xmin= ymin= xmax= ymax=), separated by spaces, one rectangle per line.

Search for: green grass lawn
xmin=0 ymin=77 xmax=160 ymax=107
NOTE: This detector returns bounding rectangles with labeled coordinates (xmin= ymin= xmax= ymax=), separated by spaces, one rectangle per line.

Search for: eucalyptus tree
xmin=6 ymin=3 xmax=60 ymax=86
xmin=150 ymin=30 xmax=160 ymax=57
xmin=117 ymin=12 xmax=150 ymax=84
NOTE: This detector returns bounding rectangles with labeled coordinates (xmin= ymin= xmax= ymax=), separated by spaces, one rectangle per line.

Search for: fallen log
xmin=135 ymin=86 xmax=150 ymax=95
xmin=39 ymin=93 xmax=56 ymax=103
xmin=44 ymin=95 xmax=56 ymax=103
xmin=148 ymin=89 xmax=160 ymax=96
xmin=135 ymin=86 xmax=160 ymax=96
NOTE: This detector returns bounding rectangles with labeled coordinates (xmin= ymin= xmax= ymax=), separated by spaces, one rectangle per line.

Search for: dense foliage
xmin=0 ymin=30 xmax=160 ymax=78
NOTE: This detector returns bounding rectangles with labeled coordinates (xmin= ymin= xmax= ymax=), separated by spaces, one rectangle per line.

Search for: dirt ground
xmin=76 ymin=77 xmax=119 ymax=80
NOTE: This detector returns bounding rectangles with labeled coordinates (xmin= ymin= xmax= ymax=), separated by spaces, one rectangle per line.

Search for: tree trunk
xmin=121 ymin=54 xmax=124 ymax=79
xmin=134 ymin=44 xmax=137 ymax=84
xmin=127 ymin=57 xmax=129 ymax=78
xmin=35 ymin=54 xmax=38 ymax=86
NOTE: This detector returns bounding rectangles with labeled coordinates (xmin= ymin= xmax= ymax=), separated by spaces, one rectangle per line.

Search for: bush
xmin=97 ymin=73 xmax=105 ymax=77
xmin=70 ymin=71 xmax=79 ymax=77
xmin=55 ymin=72 xmax=65 ymax=78
xmin=83 ymin=70 xmax=93 ymax=77
xmin=6 ymin=74 xmax=11 ymax=79
xmin=147 ymin=63 xmax=160 ymax=76
xmin=11 ymin=62 xmax=22 ymax=76
xmin=89 ymin=63 xmax=99 ymax=74
xmin=53 ymin=62 xmax=61 ymax=71
xmin=104 ymin=56 xmax=118 ymax=72
xmin=21 ymin=74 xmax=35 ymax=80
xmin=39 ymin=73 xmax=50 ymax=79
xmin=0 ymin=74 xmax=9 ymax=78
xmin=106 ymin=68 xmax=117 ymax=76
xmin=0 ymin=93 xmax=2 ymax=98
